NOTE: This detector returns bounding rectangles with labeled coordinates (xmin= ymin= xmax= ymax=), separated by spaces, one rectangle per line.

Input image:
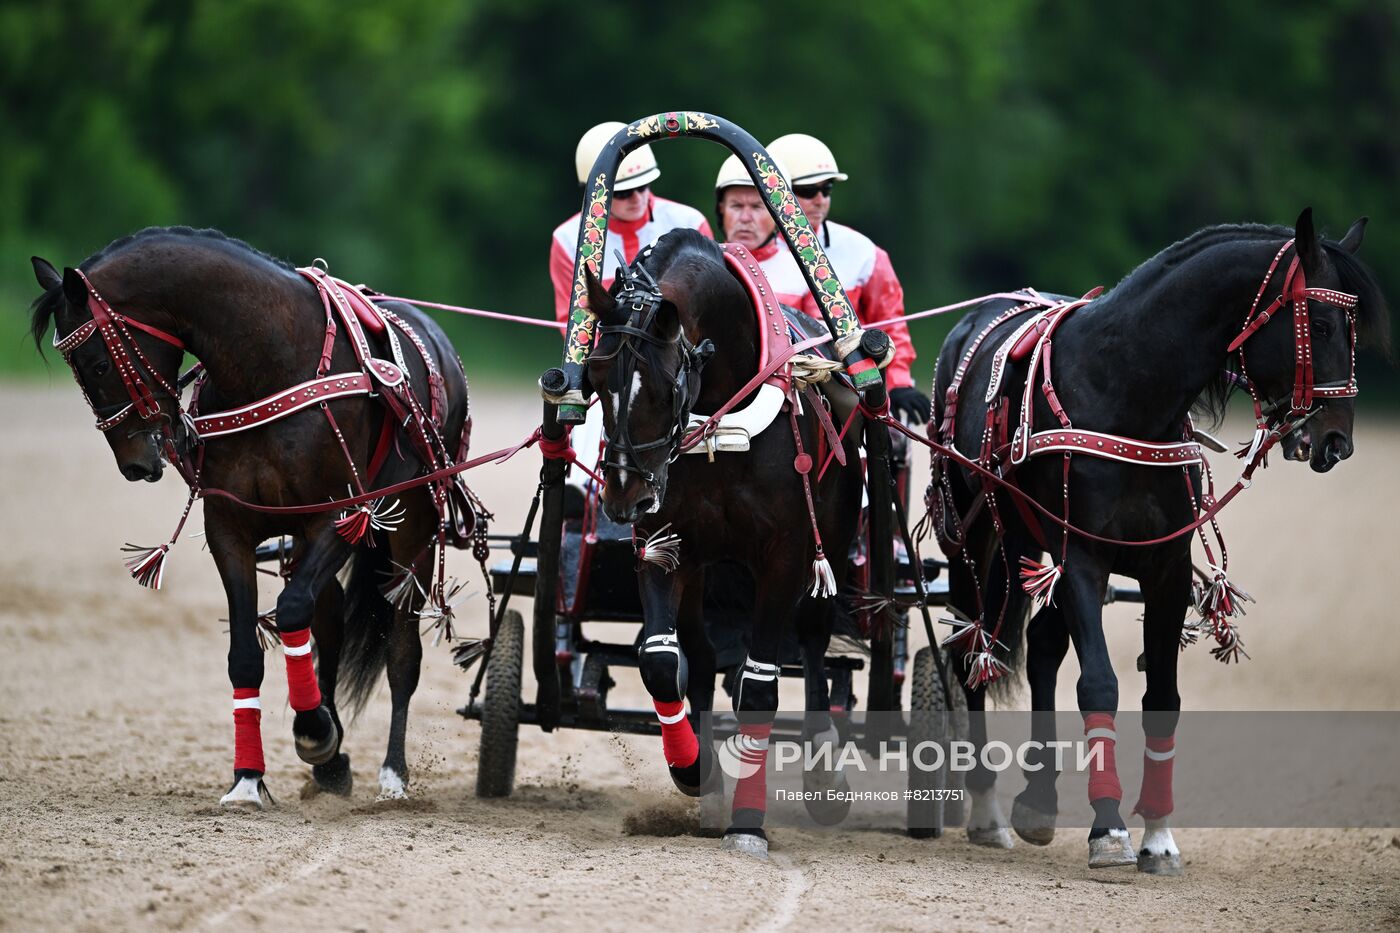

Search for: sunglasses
xmin=614 ymin=186 xmax=649 ymax=201
xmin=793 ymin=182 xmax=835 ymax=199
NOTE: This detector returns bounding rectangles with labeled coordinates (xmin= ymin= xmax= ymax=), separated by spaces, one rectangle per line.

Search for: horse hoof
xmin=220 ymin=774 xmax=274 ymax=810
xmin=967 ymin=825 xmax=1015 ymax=849
xmin=802 ymin=774 xmax=851 ymax=826
xmin=312 ymin=753 xmax=353 ymax=796
xmin=377 ymin=766 xmax=409 ymax=801
xmin=1088 ymin=829 xmax=1137 ymax=868
xmin=293 ymin=707 xmax=340 ymax=766
xmin=1011 ymin=798 xmax=1057 ymax=846
xmin=1138 ymin=849 xmax=1185 ymax=876
xmin=721 ymin=830 xmax=769 ymax=860
xmin=669 ymin=743 xmax=715 ymax=798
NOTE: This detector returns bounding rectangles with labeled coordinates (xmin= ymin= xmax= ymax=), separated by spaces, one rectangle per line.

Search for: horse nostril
xmin=635 ymin=496 xmax=655 ymax=515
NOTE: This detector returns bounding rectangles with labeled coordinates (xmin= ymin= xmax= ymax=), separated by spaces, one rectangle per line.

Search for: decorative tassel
xmin=636 ymin=523 xmax=682 ymax=573
xmin=1178 ymin=616 xmax=1203 ymax=650
xmin=1192 ymin=570 xmax=1254 ymax=664
xmin=419 ymin=577 xmax=469 ymax=647
xmin=255 ymin=610 xmax=282 ymax=651
xmin=1019 ymin=557 xmax=1062 ymax=608
xmin=122 ymin=543 xmax=170 ymax=590
xmin=810 ymin=549 xmax=837 ymax=598
xmin=451 ymin=637 xmax=489 ymax=673
xmin=334 ymin=496 xmax=405 ymax=545
xmin=966 ymin=649 xmax=1011 ymax=689
xmin=941 ymin=608 xmax=988 ymax=652
xmin=381 ymin=562 xmax=420 ymax=610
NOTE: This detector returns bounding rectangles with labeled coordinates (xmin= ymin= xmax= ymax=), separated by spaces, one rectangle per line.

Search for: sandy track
xmin=2 ymin=383 xmax=1398 ymax=931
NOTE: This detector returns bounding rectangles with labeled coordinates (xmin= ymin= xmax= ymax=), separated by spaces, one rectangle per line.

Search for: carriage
xmin=446 ymin=114 xmax=1145 ymax=838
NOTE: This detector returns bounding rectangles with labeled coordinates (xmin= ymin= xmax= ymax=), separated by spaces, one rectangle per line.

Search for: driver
xmin=550 ymin=121 xmax=711 ymax=323
xmin=761 ymin=133 xmax=928 ymax=424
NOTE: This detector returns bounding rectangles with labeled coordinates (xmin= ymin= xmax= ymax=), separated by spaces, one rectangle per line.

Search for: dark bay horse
xmin=582 ymin=229 xmax=866 ymax=857
xmin=930 ymin=210 xmax=1388 ymax=872
xmin=31 ymin=227 xmax=475 ymax=807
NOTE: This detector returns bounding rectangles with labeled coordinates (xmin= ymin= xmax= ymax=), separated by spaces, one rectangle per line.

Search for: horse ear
xmin=1338 ymin=216 xmax=1367 ymax=254
xmin=1294 ymin=207 xmax=1321 ymax=274
xmin=584 ymin=267 xmax=620 ymax=324
xmin=32 ymin=257 xmax=61 ymax=292
xmin=62 ymin=267 xmax=89 ymax=307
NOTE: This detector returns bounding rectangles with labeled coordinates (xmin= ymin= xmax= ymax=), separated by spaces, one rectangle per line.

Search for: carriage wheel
xmin=476 ymin=609 xmax=524 ymax=798
xmin=906 ymin=645 xmax=966 ymax=837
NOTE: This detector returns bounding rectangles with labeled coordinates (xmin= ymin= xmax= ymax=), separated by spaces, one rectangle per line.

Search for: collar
xmin=749 ymin=232 xmax=781 ymax=262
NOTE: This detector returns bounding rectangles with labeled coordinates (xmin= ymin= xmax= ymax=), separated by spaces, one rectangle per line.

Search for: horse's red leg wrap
xmin=654 ymin=700 xmax=698 ymax=768
xmin=281 ymin=628 xmax=322 ymax=712
xmin=731 ymin=722 xmax=773 ymax=814
xmin=1133 ymin=733 xmax=1175 ymax=819
xmin=1084 ymin=713 xmax=1122 ymax=802
xmin=232 ymin=688 xmax=265 ymax=774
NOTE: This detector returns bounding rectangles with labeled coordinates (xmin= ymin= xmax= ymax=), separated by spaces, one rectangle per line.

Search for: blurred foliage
xmin=4 ymin=0 xmax=1396 ymax=398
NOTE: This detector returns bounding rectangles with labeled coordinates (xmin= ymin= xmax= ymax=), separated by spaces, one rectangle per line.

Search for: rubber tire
xmin=907 ymin=645 xmax=962 ymax=837
xmin=476 ymin=609 xmax=524 ymax=798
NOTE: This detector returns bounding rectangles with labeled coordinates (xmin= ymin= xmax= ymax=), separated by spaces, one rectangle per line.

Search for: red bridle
xmin=51 ymin=269 xmax=187 ymax=434
xmin=1227 ymin=239 xmax=1359 ymax=422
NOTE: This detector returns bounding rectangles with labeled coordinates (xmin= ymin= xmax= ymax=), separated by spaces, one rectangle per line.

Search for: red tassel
xmin=965 ymin=649 xmax=1010 ymax=689
xmin=1019 ymin=557 xmax=1062 ymax=607
xmin=122 ymin=543 xmax=170 ymax=589
xmin=334 ymin=507 xmax=373 ymax=544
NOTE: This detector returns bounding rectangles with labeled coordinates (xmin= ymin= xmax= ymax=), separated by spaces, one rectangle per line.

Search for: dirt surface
xmin=3 ymin=382 xmax=1398 ymax=932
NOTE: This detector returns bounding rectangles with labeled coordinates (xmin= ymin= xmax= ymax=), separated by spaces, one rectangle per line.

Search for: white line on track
xmin=754 ymin=852 xmax=810 ymax=933
xmin=200 ymin=831 xmax=346 ymax=930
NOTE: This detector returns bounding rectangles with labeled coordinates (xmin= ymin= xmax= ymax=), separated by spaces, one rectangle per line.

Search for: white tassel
xmin=418 ymin=578 xmax=470 ymax=647
xmin=810 ymin=551 xmax=838 ymax=598
xmin=637 ymin=524 xmax=682 ymax=573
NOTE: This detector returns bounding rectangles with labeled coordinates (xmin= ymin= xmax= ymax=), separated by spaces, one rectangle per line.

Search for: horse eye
xmin=92 ymin=359 xmax=111 ymax=378
xmin=1311 ymin=319 xmax=1334 ymax=340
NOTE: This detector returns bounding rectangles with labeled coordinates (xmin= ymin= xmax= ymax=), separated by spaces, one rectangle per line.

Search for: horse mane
xmin=29 ymin=226 xmax=293 ymax=351
xmin=643 ymin=226 xmax=726 ymax=277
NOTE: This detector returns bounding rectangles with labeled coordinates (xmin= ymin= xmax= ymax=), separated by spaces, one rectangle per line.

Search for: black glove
xmin=889 ymin=386 xmax=931 ymax=425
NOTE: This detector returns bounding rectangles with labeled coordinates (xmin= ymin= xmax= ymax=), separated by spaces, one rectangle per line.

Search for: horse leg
xmin=209 ymin=523 xmax=271 ymax=808
xmin=1134 ymin=553 xmax=1190 ymax=876
xmin=379 ymin=510 xmax=439 ymax=800
xmin=637 ymin=565 xmax=713 ymax=796
xmin=797 ymin=596 xmax=850 ymax=824
xmin=1057 ymin=549 xmax=1135 ymax=868
xmin=1012 ymin=603 xmax=1069 ymax=844
xmin=679 ymin=569 xmax=727 ymax=831
xmin=275 ymin=523 xmax=352 ymax=766
xmin=309 ymin=577 xmax=353 ymax=795
xmin=964 ymin=535 xmax=1033 ymax=850
xmin=721 ymin=574 xmax=795 ymax=860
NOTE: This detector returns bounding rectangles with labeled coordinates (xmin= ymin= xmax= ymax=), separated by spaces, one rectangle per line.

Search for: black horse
xmin=31 ymin=227 xmax=475 ymax=807
xmin=582 ymin=229 xmax=867 ymax=857
xmin=931 ymin=210 xmax=1388 ymax=872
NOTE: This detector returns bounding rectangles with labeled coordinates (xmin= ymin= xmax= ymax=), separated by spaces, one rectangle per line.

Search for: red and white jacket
xmin=551 ymin=193 xmax=712 ymax=323
xmin=750 ymin=220 xmax=916 ymax=389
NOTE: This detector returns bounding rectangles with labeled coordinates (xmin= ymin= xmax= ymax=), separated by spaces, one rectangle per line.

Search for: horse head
xmin=585 ymin=265 xmax=713 ymax=523
xmin=1236 ymin=210 xmax=1388 ymax=473
xmin=31 ymin=257 xmax=185 ymax=483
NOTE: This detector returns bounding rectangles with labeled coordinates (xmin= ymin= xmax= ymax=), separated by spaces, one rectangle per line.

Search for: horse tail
xmin=335 ymin=537 xmax=396 ymax=720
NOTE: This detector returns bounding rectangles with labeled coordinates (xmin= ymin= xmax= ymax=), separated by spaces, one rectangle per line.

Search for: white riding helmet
xmin=575 ymin=121 xmax=660 ymax=191
xmin=766 ymin=133 xmax=848 ymax=186
xmin=714 ymin=152 xmax=790 ymax=193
